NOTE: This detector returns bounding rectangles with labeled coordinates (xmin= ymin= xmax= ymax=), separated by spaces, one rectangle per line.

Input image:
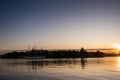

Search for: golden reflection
xmin=118 ymin=57 xmax=120 ymax=62
xmin=117 ymin=57 xmax=120 ymax=69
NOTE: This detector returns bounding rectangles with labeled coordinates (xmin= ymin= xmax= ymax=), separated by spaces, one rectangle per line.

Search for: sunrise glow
xmin=113 ymin=44 xmax=120 ymax=50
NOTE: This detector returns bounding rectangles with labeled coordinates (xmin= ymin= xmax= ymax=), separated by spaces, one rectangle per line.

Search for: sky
xmin=0 ymin=0 xmax=120 ymax=50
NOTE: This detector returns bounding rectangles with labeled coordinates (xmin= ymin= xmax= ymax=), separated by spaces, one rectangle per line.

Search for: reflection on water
xmin=0 ymin=57 xmax=120 ymax=80
xmin=80 ymin=58 xmax=87 ymax=69
xmin=27 ymin=58 xmax=87 ymax=70
xmin=117 ymin=57 xmax=120 ymax=69
xmin=0 ymin=58 xmax=88 ymax=71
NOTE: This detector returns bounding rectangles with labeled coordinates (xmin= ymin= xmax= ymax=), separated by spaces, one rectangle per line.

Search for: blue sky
xmin=0 ymin=0 xmax=120 ymax=50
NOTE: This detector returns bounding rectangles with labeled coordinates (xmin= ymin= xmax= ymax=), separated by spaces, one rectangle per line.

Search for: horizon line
xmin=0 ymin=48 xmax=117 ymax=51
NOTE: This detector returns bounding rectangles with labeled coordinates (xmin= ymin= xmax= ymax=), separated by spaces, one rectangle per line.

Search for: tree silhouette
xmin=80 ymin=47 xmax=87 ymax=58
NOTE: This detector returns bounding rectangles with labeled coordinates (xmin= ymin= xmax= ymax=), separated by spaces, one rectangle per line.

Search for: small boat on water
xmin=24 ymin=56 xmax=46 ymax=59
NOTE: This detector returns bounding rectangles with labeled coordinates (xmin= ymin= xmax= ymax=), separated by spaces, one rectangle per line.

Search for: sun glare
xmin=113 ymin=44 xmax=120 ymax=50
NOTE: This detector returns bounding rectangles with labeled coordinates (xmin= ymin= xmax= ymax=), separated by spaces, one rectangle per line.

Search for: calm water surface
xmin=0 ymin=57 xmax=120 ymax=80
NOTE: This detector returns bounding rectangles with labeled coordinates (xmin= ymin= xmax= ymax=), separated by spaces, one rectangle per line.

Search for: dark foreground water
xmin=0 ymin=57 xmax=120 ymax=80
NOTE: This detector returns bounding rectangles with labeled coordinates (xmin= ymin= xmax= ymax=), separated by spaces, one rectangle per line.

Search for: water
xmin=0 ymin=57 xmax=120 ymax=80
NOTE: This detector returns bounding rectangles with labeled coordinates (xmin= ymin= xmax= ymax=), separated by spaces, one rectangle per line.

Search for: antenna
xmin=28 ymin=45 xmax=30 ymax=51
xmin=41 ymin=45 xmax=43 ymax=50
xmin=35 ymin=45 xmax=37 ymax=50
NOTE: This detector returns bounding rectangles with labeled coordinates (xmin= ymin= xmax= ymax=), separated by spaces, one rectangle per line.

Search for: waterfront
xmin=0 ymin=57 xmax=120 ymax=80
